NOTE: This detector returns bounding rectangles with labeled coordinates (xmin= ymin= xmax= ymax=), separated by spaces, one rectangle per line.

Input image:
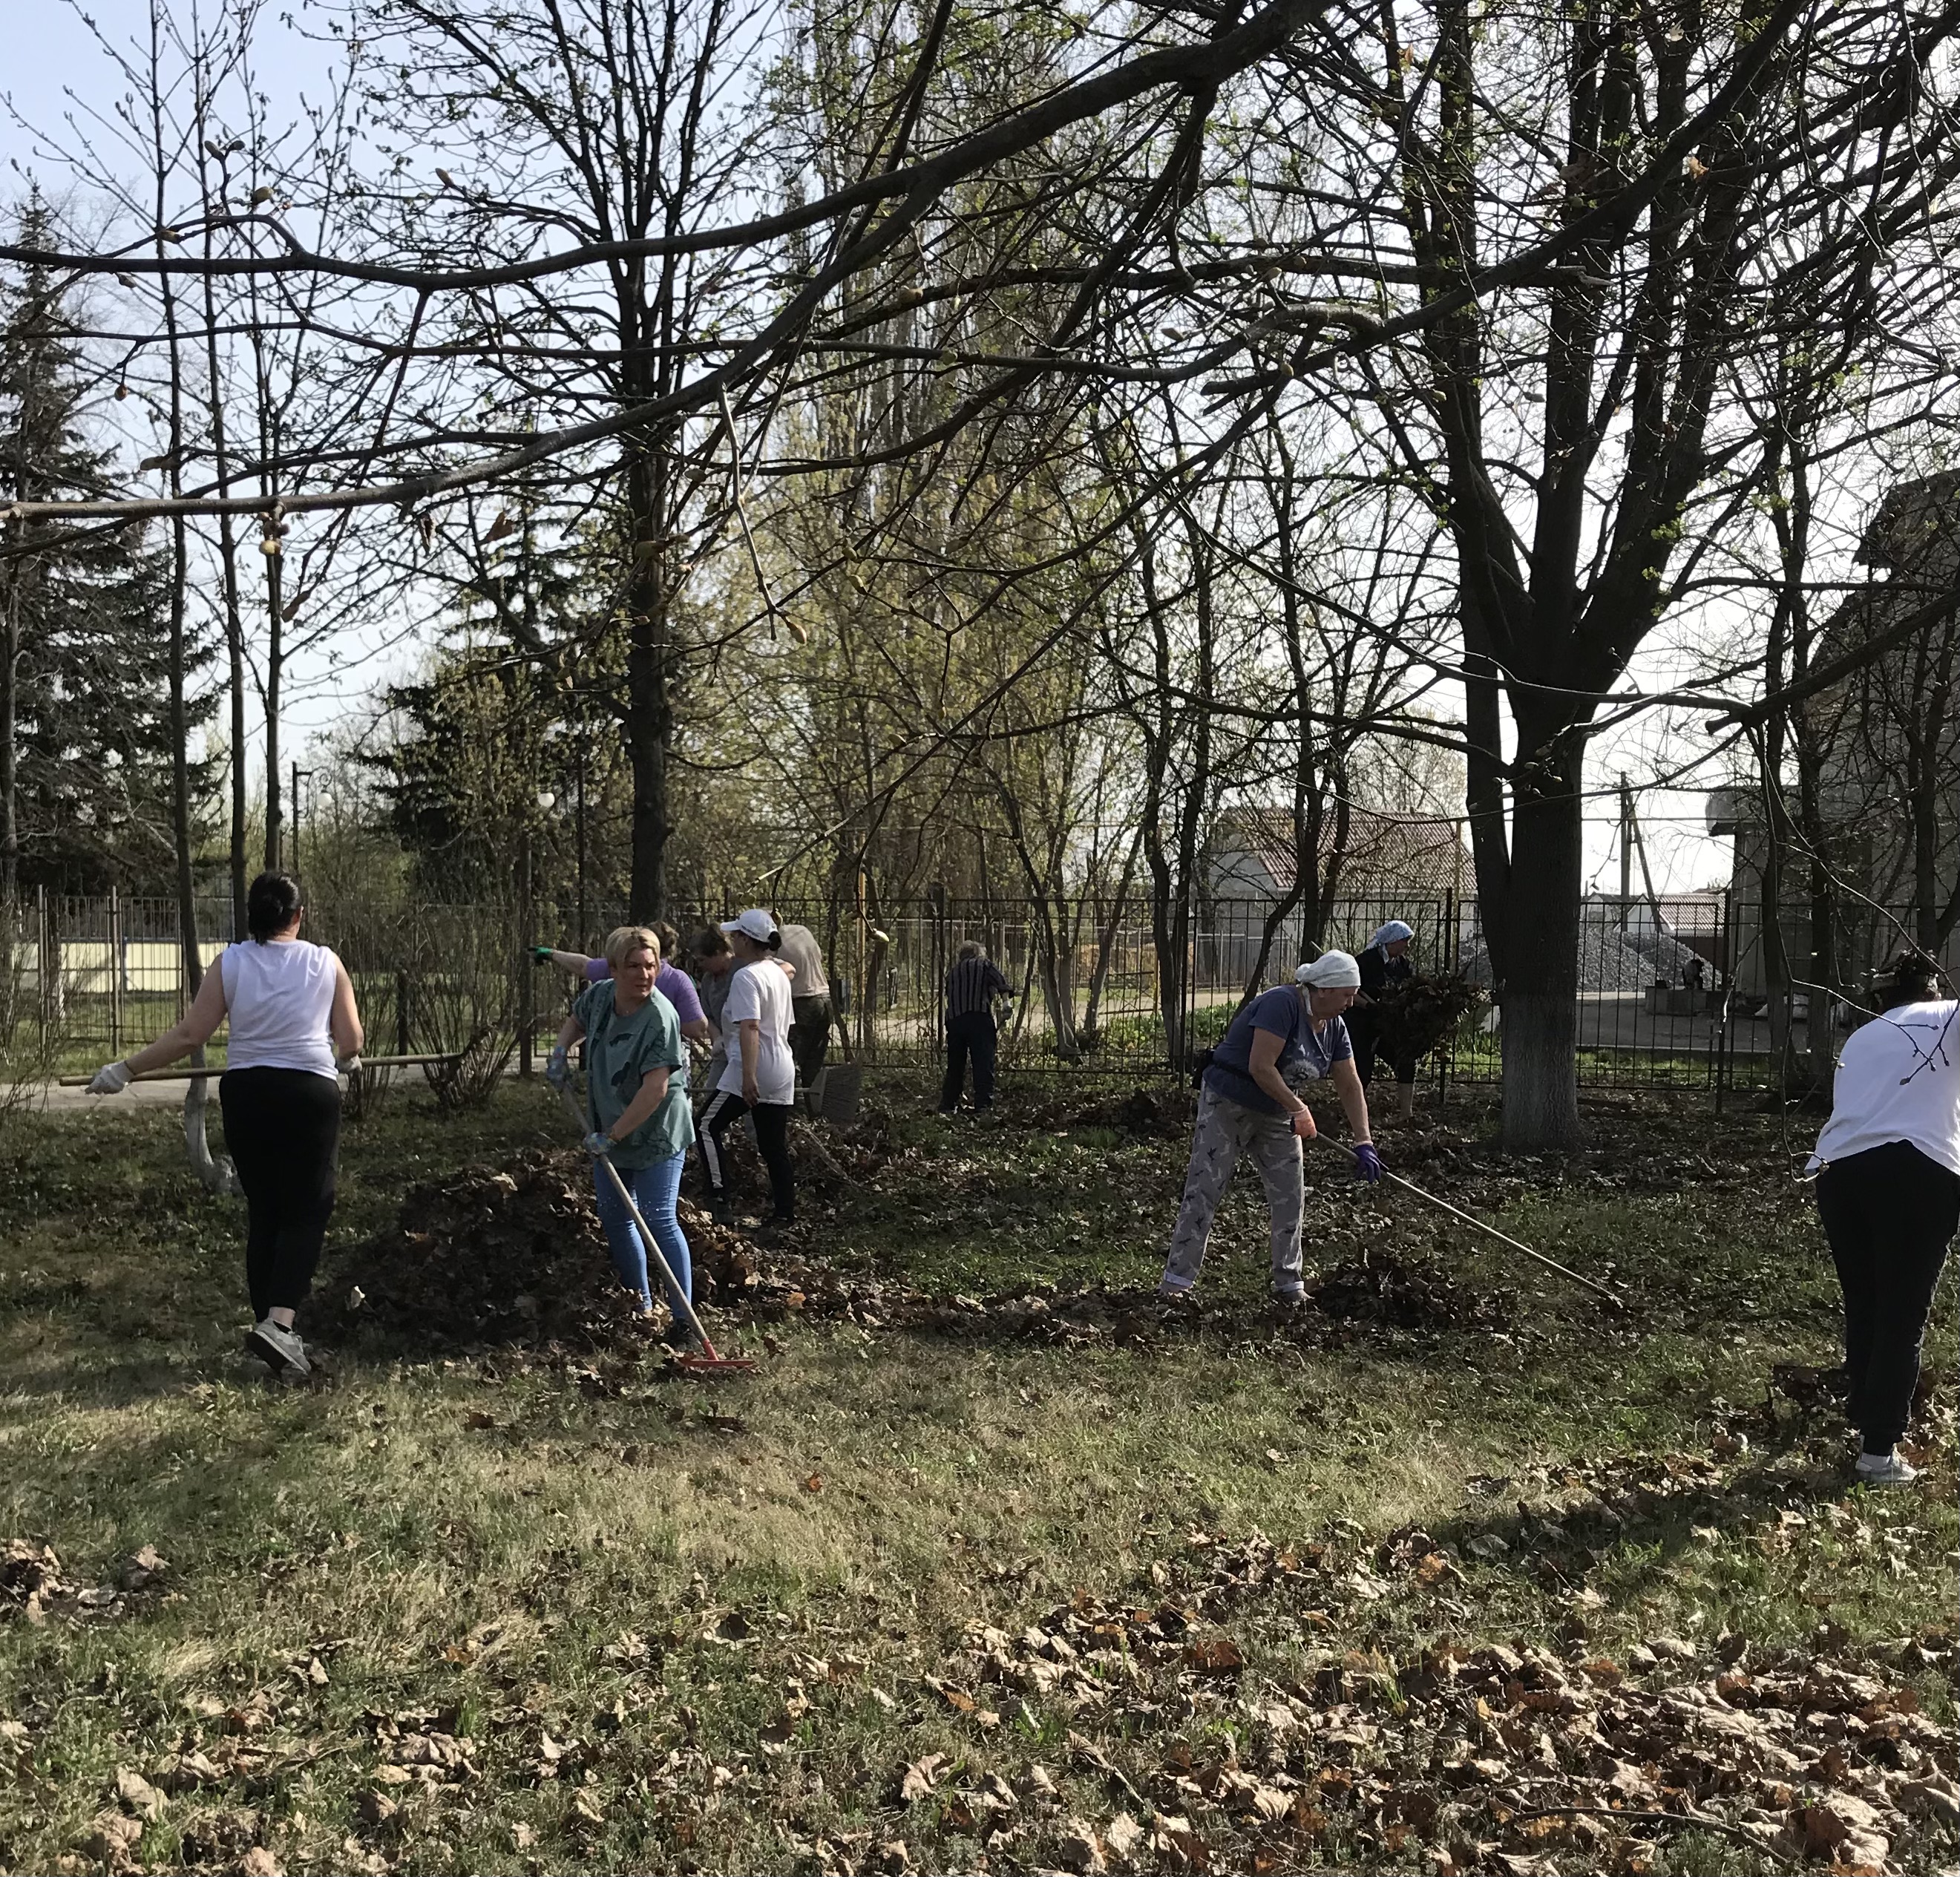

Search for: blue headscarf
xmin=1366 ymin=920 xmax=1415 ymax=952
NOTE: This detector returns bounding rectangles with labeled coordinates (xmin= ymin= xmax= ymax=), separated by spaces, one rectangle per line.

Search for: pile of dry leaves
xmin=317 ymin=1151 xmax=1509 ymax=1359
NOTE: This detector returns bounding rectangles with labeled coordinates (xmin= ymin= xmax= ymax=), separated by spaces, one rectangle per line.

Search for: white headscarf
xmin=1365 ymin=920 xmax=1415 ymax=952
xmin=1295 ymin=950 xmax=1361 ymax=989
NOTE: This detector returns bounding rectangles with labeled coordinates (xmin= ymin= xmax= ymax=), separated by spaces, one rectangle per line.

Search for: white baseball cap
xmin=719 ymin=908 xmax=779 ymax=944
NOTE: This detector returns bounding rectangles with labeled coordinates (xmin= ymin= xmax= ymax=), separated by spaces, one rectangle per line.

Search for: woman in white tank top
xmin=88 ymin=873 xmax=364 ymax=1380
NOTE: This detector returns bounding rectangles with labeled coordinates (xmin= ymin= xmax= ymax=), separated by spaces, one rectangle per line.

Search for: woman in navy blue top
xmin=1160 ymin=951 xmax=1382 ymax=1306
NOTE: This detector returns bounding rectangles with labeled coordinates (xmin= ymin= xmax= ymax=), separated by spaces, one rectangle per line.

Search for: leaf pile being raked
xmin=312 ymin=1150 xmax=1512 ymax=1360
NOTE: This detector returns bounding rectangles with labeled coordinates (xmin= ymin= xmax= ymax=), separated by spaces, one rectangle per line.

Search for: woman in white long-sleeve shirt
xmin=88 ymin=872 xmax=364 ymax=1380
xmin=1809 ymin=952 xmax=1959 ymax=1487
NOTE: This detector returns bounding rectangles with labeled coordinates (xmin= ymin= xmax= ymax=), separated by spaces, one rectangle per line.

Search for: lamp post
xmin=290 ymin=765 xmax=313 ymax=880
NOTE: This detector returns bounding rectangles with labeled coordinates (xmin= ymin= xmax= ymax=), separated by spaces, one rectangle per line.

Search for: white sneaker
xmin=246 ymin=1319 xmax=310 ymax=1379
xmin=1853 ymin=1449 xmax=1917 ymax=1487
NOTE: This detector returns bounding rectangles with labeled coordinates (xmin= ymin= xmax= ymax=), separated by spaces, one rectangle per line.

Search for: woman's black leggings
xmin=1815 ymin=1139 xmax=1959 ymax=1454
xmin=698 ymin=1090 xmax=796 ymax=1222
xmin=220 ymin=1067 xmax=341 ymax=1319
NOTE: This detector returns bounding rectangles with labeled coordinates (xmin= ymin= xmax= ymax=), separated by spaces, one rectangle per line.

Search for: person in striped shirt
xmin=940 ymin=940 xmax=1011 ymax=1114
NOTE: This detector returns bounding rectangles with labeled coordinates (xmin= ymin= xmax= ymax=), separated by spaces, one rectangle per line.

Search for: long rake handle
xmin=1312 ymin=1134 xmax=1623 ymax=1303
xmin=556 ymin=1084 xmax=724 ymax=1357
xmin=59 ymin=1052 xmax=458 ymax=1086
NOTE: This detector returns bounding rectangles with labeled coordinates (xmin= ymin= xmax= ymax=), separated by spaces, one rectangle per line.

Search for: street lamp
xmin=289 ymin=765 xmax=314 ymax=879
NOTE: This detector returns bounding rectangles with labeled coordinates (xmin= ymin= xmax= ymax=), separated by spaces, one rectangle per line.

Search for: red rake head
xmin=674 ymin=1350 xmax=757 ymax=1379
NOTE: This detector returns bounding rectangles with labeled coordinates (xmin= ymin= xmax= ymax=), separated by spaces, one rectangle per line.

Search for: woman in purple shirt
xmin=534 ymin=926 xmax=711 ymax=1047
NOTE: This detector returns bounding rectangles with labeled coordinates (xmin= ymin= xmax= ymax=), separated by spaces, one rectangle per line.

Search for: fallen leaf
xmin=899 ymin=1754 xmax=948 ymax=1803
xmin=1056 ymin=1818 xmax=1107 ymax=1873
xmin=1898 ymin=1773 xmax=1960 ymax=1824
xmin=1184 ymin=1635 xmax=1243 ymax=1674
xmin=804 ymin=1474 xmax=824 ymax=1492
xmin=114 ymin=1768 xmax=163 ymax=1819
xmin=1104 ymin=1812 xmax=1145 ymax=1864
xmin=81 ymin=1812 xmax=142 ymax=1865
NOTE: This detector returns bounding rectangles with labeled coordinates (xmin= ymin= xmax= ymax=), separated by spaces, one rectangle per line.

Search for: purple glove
xmin=1351 ymin=1142 xmax=1383 ymax=1184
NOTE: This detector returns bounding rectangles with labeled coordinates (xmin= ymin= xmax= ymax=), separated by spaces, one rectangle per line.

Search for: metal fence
xmin=2 ymin=882 xmax=1847 ymax=1098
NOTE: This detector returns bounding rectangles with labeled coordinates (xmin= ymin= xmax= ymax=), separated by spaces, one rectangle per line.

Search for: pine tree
xmin=0 ymin=197 xmax=212 ymax=900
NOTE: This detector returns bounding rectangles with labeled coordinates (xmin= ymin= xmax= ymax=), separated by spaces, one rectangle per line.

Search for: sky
xmin=2 ymin=0 xmax=421 ymax=767
xmin=2 ymin=0 xmax=1743 ymax=897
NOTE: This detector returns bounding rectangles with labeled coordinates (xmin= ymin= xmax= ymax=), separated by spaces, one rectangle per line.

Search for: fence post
xmin=108 ymin=888 xmax=123 ymax=1056
xmin=1437 ymin=887 xmax=1455 ymax=1107
xmin=396 ymin=969 xmax=411 ymax=1056
xmin=36 ymin=885 xmax=47 ymax=1050
xmin=1714 ymin=888 xmax=1731 ymax=1114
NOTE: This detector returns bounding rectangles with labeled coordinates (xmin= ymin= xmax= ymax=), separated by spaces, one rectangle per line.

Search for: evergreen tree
xmin=0 ymin=197 xmax=212 ymax=900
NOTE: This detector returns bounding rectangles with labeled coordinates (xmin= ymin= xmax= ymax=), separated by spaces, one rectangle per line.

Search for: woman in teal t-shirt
xmin=547 ymin=926 xmax=696 ymax=1317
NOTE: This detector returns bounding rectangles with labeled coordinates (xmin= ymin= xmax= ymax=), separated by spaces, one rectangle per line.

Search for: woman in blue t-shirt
xmin=1160 ymin=950 xmax=1383 ymax=1306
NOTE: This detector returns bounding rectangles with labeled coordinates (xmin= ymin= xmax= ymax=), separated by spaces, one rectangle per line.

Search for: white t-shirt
xmin=716 ymin=959 xmax=796 ymax=1105
xmin=1809 ymin=1000 xmax=1960 ymax=1178
xmin=220 ymin=938 xmax=339 ymax=1079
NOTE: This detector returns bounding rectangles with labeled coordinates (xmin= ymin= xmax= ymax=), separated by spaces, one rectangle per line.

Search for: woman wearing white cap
xmin=1160 ymin=951 xmax=1382 ymax=1306
xmin=698 ymin=909 xmax=797 ymax=1229
xmin=1349 ymin=919 xmax=1419 ymax=1119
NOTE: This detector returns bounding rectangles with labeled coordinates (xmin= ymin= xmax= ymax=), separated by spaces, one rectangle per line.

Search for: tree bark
xmin=1496 ymin=722 xmax=1584 ymax=1148
xmin=624 ymin=449 xmax=672 ymax=920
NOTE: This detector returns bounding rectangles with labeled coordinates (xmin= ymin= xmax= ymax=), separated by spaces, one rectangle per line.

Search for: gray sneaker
xmin=246 ymin=1319 xmax=310 ymax=1379
xmin=1853 ymin=1449 xmax=1917 ymax=1487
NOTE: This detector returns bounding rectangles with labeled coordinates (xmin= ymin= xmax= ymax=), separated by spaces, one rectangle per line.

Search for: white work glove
xmin=583 ymin=1130 xmax=614 ymax=1156
xmin=335 ymin=1052 xmax=363 ymax=1075
xmin=89 ymin=1061 xmax=134 ymax=1095
xmin=545 ymin=1044 xmax=571 ymax=1090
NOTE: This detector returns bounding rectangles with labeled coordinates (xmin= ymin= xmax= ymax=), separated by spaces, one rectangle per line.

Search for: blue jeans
xmin=592 ymin=1153 xmax=692 ymax=1314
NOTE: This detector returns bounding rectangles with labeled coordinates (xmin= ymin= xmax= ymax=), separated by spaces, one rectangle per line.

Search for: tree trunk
xmin=0 ymin=577 xmax=18 ymax=905
xmin=262 ymin=540 xmax=282 ymax=871
xmin=1498 ymin=725 xmax=1584 ymax=1149
xmin=1081 ymin=834 xmax=1139 ymax=1038
xmin=197 ymin=134 xmax=249 ymax=939
xmin=624 ymin=449 xmax=672 ymax=920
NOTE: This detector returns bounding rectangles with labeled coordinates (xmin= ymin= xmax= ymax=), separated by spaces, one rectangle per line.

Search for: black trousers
xmin=941 ymin=1011 xmax=998 ymax=1111
xmin=220 ymin=1067 xmax=341 ymax=1320
xmin=1815 ymin=1140 xmax=1959 ymax=1454
xmin=699 ymin=1090 xmax=796 ymax=1222
xmin=1347 ymin=1008 xmax=1417 ymax=1087
xmin=789 ymin=994 xmax=833 ymax=1084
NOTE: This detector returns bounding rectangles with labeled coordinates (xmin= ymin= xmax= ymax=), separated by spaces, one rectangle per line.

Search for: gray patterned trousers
xmin=1161 ymin=1084 xmax=1305 ymax=1295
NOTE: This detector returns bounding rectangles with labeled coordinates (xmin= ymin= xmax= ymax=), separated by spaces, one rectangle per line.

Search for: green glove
xmin=531 ymin=946 xmax=554 ymax=966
